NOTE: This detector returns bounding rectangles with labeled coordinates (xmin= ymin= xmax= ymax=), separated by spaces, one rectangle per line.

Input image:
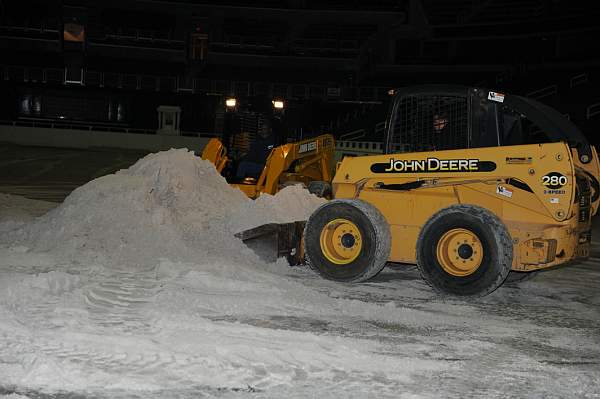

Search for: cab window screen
xmin=498 ymin=104 xmax=550 ymax=145
xmin=390 ymin=95 xmax=468 ymax=153
xmin=520 ymin=117 xmax=551 ymax=144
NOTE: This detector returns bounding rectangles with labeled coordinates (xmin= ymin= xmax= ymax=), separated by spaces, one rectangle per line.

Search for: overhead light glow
xmin=272 ymin=100 xmax=284 ymax=109
xmin=225 ymin=98 xmax=237 ymax=108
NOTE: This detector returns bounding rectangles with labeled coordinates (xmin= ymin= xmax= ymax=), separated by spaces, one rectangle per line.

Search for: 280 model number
xmin=542 ymin=172 xmax=568 ymax=189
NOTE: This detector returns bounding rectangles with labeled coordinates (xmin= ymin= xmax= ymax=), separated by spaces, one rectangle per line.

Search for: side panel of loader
xmin=332 ymin=142 xmax=586 ymax=271
xmin=201 ymin=138 xmax=228 ymax=173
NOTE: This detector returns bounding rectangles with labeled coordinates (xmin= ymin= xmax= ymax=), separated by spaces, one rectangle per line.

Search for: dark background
xmin=1 ymin=0 xmax=599 ymax=146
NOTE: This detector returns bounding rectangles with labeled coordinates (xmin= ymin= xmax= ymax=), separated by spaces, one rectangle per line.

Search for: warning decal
xmin=488 ymin=91 xmax=505 ymax=103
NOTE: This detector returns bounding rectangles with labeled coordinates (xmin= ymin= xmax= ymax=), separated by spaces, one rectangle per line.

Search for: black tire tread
xmin=304 ymin=199 xmax=391 ymax=282
xmin=307 ymin=181 xmax=332 ymax=198
xmin=416 ymin=204 xmax=513 ymax=297
xmin=505 ymin=270 xmax=539 ymax=284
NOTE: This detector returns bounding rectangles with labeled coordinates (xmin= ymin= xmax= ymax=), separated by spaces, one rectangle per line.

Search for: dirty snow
xmin=3 ymin=149 xmax=323 ymax=268
xmin=0 ymin=149 xmax=599 ymax=398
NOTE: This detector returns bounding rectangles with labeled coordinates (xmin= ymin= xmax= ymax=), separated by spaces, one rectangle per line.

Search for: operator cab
xmin=385 ymin=85 xmax=593 ymax=164
xmin=224 ymin=116 xmax=278 ymax=184
xmin=220 ymin=157 xmax=261 ymax=186
xmin=384 ymin=84 xmax=600 ymax=210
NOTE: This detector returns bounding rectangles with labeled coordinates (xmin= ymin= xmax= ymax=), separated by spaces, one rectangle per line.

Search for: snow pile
xmin=230 ymin=184 xmax=326 ymax=232
xmin=4 ymin=149 xmax=325 ymax=267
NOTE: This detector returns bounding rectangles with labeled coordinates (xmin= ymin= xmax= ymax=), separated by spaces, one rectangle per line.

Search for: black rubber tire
xmin=504 ymin=270 xmax=539 ymax=284
xmin=307 ymin=181 xmax=332 ymax=198
xmin=304 ymin=199 xmax=391 ymax=282
xmin=416 ymin=204 xmax=513 ymax=297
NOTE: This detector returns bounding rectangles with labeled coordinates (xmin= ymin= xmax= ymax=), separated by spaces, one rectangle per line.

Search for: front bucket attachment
xmin=235 ymin=221 xmax=306 ymax=265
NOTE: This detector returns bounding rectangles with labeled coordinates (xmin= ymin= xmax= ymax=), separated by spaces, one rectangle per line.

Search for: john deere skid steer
xmin=236 ymin=85 xmax=600 ymax=296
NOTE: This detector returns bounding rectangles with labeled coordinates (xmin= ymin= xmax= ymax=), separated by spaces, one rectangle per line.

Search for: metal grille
xmin=390 ymin=95 xmax=468 ymax=153
xmin=229 ymin=111 xmax=260 ymax=154
xmin=576 ymin=175 xmax=592 ymax=223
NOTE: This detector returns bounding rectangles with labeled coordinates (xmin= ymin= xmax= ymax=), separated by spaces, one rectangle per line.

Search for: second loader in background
xmin=202 ymin=134 xmax=335 ymax=199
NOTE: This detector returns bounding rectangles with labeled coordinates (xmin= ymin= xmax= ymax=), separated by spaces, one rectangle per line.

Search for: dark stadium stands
xmin=0 ymin=0 xmax=598 ymax=141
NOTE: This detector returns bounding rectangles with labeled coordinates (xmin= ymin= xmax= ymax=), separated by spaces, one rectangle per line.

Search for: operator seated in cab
xmin=236 ymin=118 xmax=276 ymax=179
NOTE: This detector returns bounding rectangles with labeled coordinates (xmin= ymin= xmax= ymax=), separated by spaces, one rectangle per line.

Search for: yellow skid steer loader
xmin=202 ymin=134 xmax=335 ymax=199
xmin=236 ymin=85 xmax=600 ymax=296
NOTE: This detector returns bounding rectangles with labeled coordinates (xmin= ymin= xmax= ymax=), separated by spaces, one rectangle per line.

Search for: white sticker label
xmin=496 ymin=185 xmax=513 ymax=198
xmin=488 ymin=91 xmax=505 ymax=103
xmin=298 ymin=141 xmax=317 ymax=154
xmin=550 ymin=197 xmax=560 ymax=204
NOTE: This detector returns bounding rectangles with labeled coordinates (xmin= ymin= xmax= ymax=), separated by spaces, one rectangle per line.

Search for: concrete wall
xmin=0 ymin=125 xmax=211 ymax=152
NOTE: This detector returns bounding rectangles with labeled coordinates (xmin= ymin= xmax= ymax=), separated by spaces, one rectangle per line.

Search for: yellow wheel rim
xmin=436 ymin=228 xmax=483 ymax=277
xmin=319 ymin=218 xmax=363 ymax=265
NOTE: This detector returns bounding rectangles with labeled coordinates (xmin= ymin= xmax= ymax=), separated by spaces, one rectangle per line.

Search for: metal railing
xmin=570 ymin=73 xmax=589 ymax=88
xmin=335 ymin=140 xmax=409 ymax=154
xmin=527 ymin=84 xmax=558 ymax=100
xmin=335 ymin=140 xmax=465 ymax=155
xmin=587 ymin=103 xmax=600 ymax=120
xmin=335 ymin=140 xmax=383 ymax=152
xmin=337 ymin=118 xmax=385 ymax=139
xmin=374 ymin=121 xmax=386 ymax=136
xmin=340 ymin=129 xmax=366 ymax=141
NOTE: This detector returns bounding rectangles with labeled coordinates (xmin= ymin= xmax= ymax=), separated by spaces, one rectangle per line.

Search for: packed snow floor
xmin=0 ymin=149 xmax=599 ymax=398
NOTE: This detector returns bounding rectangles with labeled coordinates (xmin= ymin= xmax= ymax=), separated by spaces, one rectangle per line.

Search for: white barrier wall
xmin=0 ymin=126 xmax=388 ymax=162
xmin=0 ymin=125 xmax=211 ymax=152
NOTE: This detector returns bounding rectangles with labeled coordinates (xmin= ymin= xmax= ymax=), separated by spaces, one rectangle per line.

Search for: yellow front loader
xmin=236 ymin=85 xmax=600 ymax=297
xmin=202 ymin=134 xmax=335 ymax=199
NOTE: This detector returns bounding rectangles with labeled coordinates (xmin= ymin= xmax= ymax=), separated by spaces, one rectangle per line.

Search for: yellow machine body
xmin=233 ymin=85 xmax=600 ymax=295
xmin=332 ymin=142 xmax=594 ymax=271
xmin=202 ymin=134 xmax=335 ymax=199
xmin=201 ymin=138 xmax=228 ymax=174
xmin=572 ymin=145 xmax=600 ymax=215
